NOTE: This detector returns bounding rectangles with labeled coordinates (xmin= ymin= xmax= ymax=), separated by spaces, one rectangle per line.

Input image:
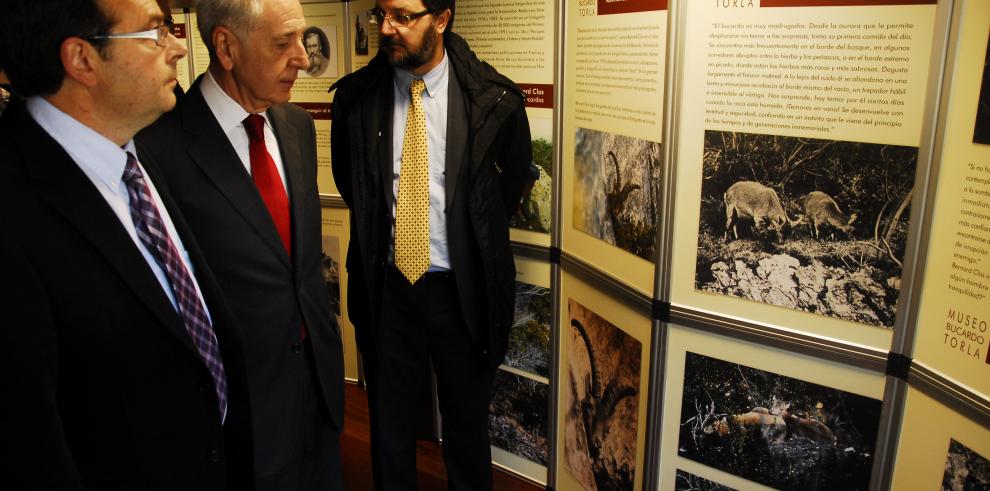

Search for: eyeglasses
xmin=367 ymin=8 xmax=432 ymax=28
xmin=88 ymin=24 xmax=172 ymax=48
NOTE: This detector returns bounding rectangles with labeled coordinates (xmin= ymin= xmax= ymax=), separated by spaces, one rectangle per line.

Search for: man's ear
xmin=435 ymin=8 xmax=451 ymax=34
xmin=213 ymin=26 xmax=239 ymax=71
xmin=60 ymin=37 xmax=101 ymax=87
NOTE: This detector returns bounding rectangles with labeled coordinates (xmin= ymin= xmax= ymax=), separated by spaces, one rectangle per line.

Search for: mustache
xmin=380 ymin=36 xmax=401 ymax=47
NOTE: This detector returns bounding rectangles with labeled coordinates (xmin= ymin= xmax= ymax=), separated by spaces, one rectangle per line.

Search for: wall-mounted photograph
xmin=675 ymin=469 xmax=737 ymax=491
xmin=943 ymin=438 xmax=990 ymax=490
xmin=504 ymin=281 xmax=551 ymax=378
xmin=973 ymin=32 xmax=990 ymax=145
xmin=511 ymin=138 xmax=554 ymax=234
xmin=302 ymin=25 xmax=338 ymax=78
xmin=573 ymin=127 xmax=661 ymax=261
xmin=678 ymin=351 xmax=882 ymax=490
xmin=694 ymin=130 xmax=918 ymax=328
xmin=489 ymin=369 xmax=549 ymax=466
xmin=564 ymin=299 xmax=641 ymax=491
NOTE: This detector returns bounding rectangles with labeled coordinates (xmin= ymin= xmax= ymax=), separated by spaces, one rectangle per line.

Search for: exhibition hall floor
xmin=341 ymin=383 xmax=542 ymax=491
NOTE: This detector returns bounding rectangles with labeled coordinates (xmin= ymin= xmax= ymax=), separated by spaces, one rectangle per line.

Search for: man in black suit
xmin=0 ymin=0 xmax=254 ymax=489
xmin=330 ymin=0 xmax=532 ymax=488
xmin=137 ymin=0 xmax=345 ymax=489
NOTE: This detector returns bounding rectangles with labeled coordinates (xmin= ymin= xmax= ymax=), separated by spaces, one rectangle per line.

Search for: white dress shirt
xmin=392 ymin=53 xmax=451 ymax=271
xmin=199 ymin=70 xmax=289 ymax=195
xmin=26 ymin=96 xmax=211 ymax=318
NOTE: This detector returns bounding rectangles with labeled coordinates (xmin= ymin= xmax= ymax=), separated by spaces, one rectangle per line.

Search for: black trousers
xmin=365 ymin=266 xmax=495 ymax=491
xmin=255 ymin=339 xmax=343 ymax=491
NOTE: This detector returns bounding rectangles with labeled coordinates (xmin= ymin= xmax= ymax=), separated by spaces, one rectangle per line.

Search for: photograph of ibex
xmin=942 ymin=438 xmax=990 ymax=491
xmin=488 ymin=369 xmax=549 ymax=466
xmin=320 ymin=235 xmax=342 ymax=322
xmin=511 ymin=138 xmax=554 ymax=234
xmin=573 ymin=127 xmax=662 ymax=261
xmin=678 ymin=352 xmax=881 ymax=490
xmin=564 ymin=299 xmax=641 ymax=491
xmin=694 ymin=129 xmax=918 ymax=328
xmin=674 ymin=469 xmax=736 ymax=491
xmin=973 ymin=33 xmax=990 ymax=145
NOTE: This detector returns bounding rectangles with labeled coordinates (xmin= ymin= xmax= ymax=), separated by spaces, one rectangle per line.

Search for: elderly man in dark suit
xmin=0 ymin=0 xmax=255 ymax=488
xmin=137 ymin=0 xmax=345 ymax=489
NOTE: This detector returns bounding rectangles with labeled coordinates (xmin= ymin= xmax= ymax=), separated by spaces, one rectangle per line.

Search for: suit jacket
xmin=0 ymin=99 xmax=255 ymax=490
xmin=330 ymin=34 xmax=532 ymax=369
xmin=137 ymin=77 xmax=344 ymax=476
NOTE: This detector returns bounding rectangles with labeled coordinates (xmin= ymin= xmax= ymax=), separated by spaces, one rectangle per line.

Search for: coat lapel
xmin=180 ymin=82 xmax=291 ymax=269
xmin=267 ymin=104 xmax=305 ymax=265
xmin=11 ymin=103 xmax=199 ymax=357
xmin=444 ymin=69 xmax=468 ymax=209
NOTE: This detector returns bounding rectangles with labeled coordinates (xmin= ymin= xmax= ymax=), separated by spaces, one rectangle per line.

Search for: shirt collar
xmin=394 ymin=50 xmax=448 ymax=99
xmin=26 ymin=96 xmax=134 ymax=189
xmin=200 ymin=70 xmax=272 ymax=133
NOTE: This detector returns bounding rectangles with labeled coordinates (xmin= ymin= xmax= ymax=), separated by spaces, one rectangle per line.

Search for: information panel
xmin=657 ymin=323 xmax=885 ymax=491
xmin=667 ymin=0 xmax=937 ymax=348
xmin=458 ymin=0 xmax=556 ymax=246
xmin=890 ymin=386 xmax=990 ymax=490
xmin=913 ymin=0 xmax=990 ymax=400
xmin=170 ymin=9 xmax=193 ymax=91
xmin=489 ymin=255 xmax=552 ymax=484
xmin=320 ymin=206 xmax=359 ymax=382
xmin=557 ymin=269 xmax=652 ymax=491
xmin=561 ymin=0 xmax=667 ymax=295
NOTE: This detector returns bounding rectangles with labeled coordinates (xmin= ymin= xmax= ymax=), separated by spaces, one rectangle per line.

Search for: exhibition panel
xmin=168 ymin=9 xmax=193 ymax=90
xmin=320 ymin=206 xmax=360 ymax=382
xmin=488 ymin=255 xmax=554 ymax=485
xmin=656 ymin=323 xmax=886 ymax=491
xmin=890 ymin=386 xmax=990 ymax=490
xmin=666 ymin=0 xmax=938 ymax=350
xmin=559 ymin=0 xmax=668 ymax=295
xmin=909 ymin=0 xmax=990 ymax=401
xmin=557 ymin=269 xmax=653 ymax=491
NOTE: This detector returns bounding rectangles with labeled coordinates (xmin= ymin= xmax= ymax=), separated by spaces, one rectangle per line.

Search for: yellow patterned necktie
xmin=395 ymin=79 xmax=430 ymax=284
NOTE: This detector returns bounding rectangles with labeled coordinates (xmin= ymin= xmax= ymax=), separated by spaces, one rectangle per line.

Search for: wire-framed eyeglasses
xmin=367 ymin=8 xmax=433 ymax=28
xmin=88 ymin=24 xmax=172 ymax=48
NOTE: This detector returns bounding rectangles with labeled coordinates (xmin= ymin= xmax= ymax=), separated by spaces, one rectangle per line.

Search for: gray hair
xmin=195 ymin=0 xmax=263 ymax=61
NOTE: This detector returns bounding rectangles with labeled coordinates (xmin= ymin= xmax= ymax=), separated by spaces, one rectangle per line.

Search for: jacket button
xmin=208 ymin=450 xmax=220 ymax=463
xmin=291 ymin=343 xmax=303 ymax=354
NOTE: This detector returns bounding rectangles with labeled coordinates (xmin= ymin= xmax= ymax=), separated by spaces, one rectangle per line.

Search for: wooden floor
xmin=341 ymin=383 xmax=543 ymax=491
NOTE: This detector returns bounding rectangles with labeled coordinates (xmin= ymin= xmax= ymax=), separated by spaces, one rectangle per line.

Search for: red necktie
xmin=243 ymin=114 xmax=292 ymax=258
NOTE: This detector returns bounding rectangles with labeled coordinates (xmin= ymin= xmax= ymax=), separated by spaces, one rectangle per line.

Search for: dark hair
xmin=0 ymin=0 xmax=113 ymax=97
xmin=423 ymin=0 xmax=454 ymax=33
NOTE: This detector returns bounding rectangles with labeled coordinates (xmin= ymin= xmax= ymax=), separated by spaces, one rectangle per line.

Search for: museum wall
xmin=166 ymin=0 xmax=988 ymax=489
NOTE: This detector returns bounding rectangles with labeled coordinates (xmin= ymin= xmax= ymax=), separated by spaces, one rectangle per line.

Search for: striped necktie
xmin=122 ymin=152 xmax=228 ymax=421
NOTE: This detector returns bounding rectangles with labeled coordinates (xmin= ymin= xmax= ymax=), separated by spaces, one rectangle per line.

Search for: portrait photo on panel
xmin=303 ymin=25 xmax=338 ymax=78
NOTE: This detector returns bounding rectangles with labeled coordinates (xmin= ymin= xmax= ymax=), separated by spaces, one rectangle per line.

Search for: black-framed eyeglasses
xmin=88 ymin=23 xmax=172 ymax=48
xmin=368 ymin=8 xmax=432 ymax=28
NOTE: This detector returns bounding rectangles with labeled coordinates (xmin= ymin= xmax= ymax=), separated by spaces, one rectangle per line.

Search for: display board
xmin=657 ymin=323 xmax=886 ymax=490
xmin=458 ymin=0 xmax=556 ymax=246
xmin=890 ymin=385 xmax=990 ymax=490
xmin=489 ymin=255 xmax=552 ymax=484
xmin=293 ymin=2 xmax=345 ymax=197
xmin=557 ymin=269 xmax=652 ymax=491
xmin=170 ymin=9 xmax=193 ymax=91
xmin=186 ymin=11 xmax=210 ymax=80
xmin=667 ymin=0 xmax=937 ymax=349
xmin=560 ymin=0 xmax=668 ymax=295
xmin=320 ymin=206 xmax=359 ymax=382
xmin=912 ymin=0 xmax=990 ymax=400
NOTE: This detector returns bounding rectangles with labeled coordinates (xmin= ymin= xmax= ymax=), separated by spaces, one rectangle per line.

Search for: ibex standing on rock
xmin=570 ymin=318 xmax=638 ymax=487
xmin=800 ymin=191 xmax=857 ymax=240
xmin=603 ymin=151 xmax=640 ymax=247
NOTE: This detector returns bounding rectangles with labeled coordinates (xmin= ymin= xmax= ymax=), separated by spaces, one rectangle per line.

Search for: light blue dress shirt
xmin=26 ymin=96 xmax=211 ymax=319
xmin=392 ymin=53 xmax=451 ymax=271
